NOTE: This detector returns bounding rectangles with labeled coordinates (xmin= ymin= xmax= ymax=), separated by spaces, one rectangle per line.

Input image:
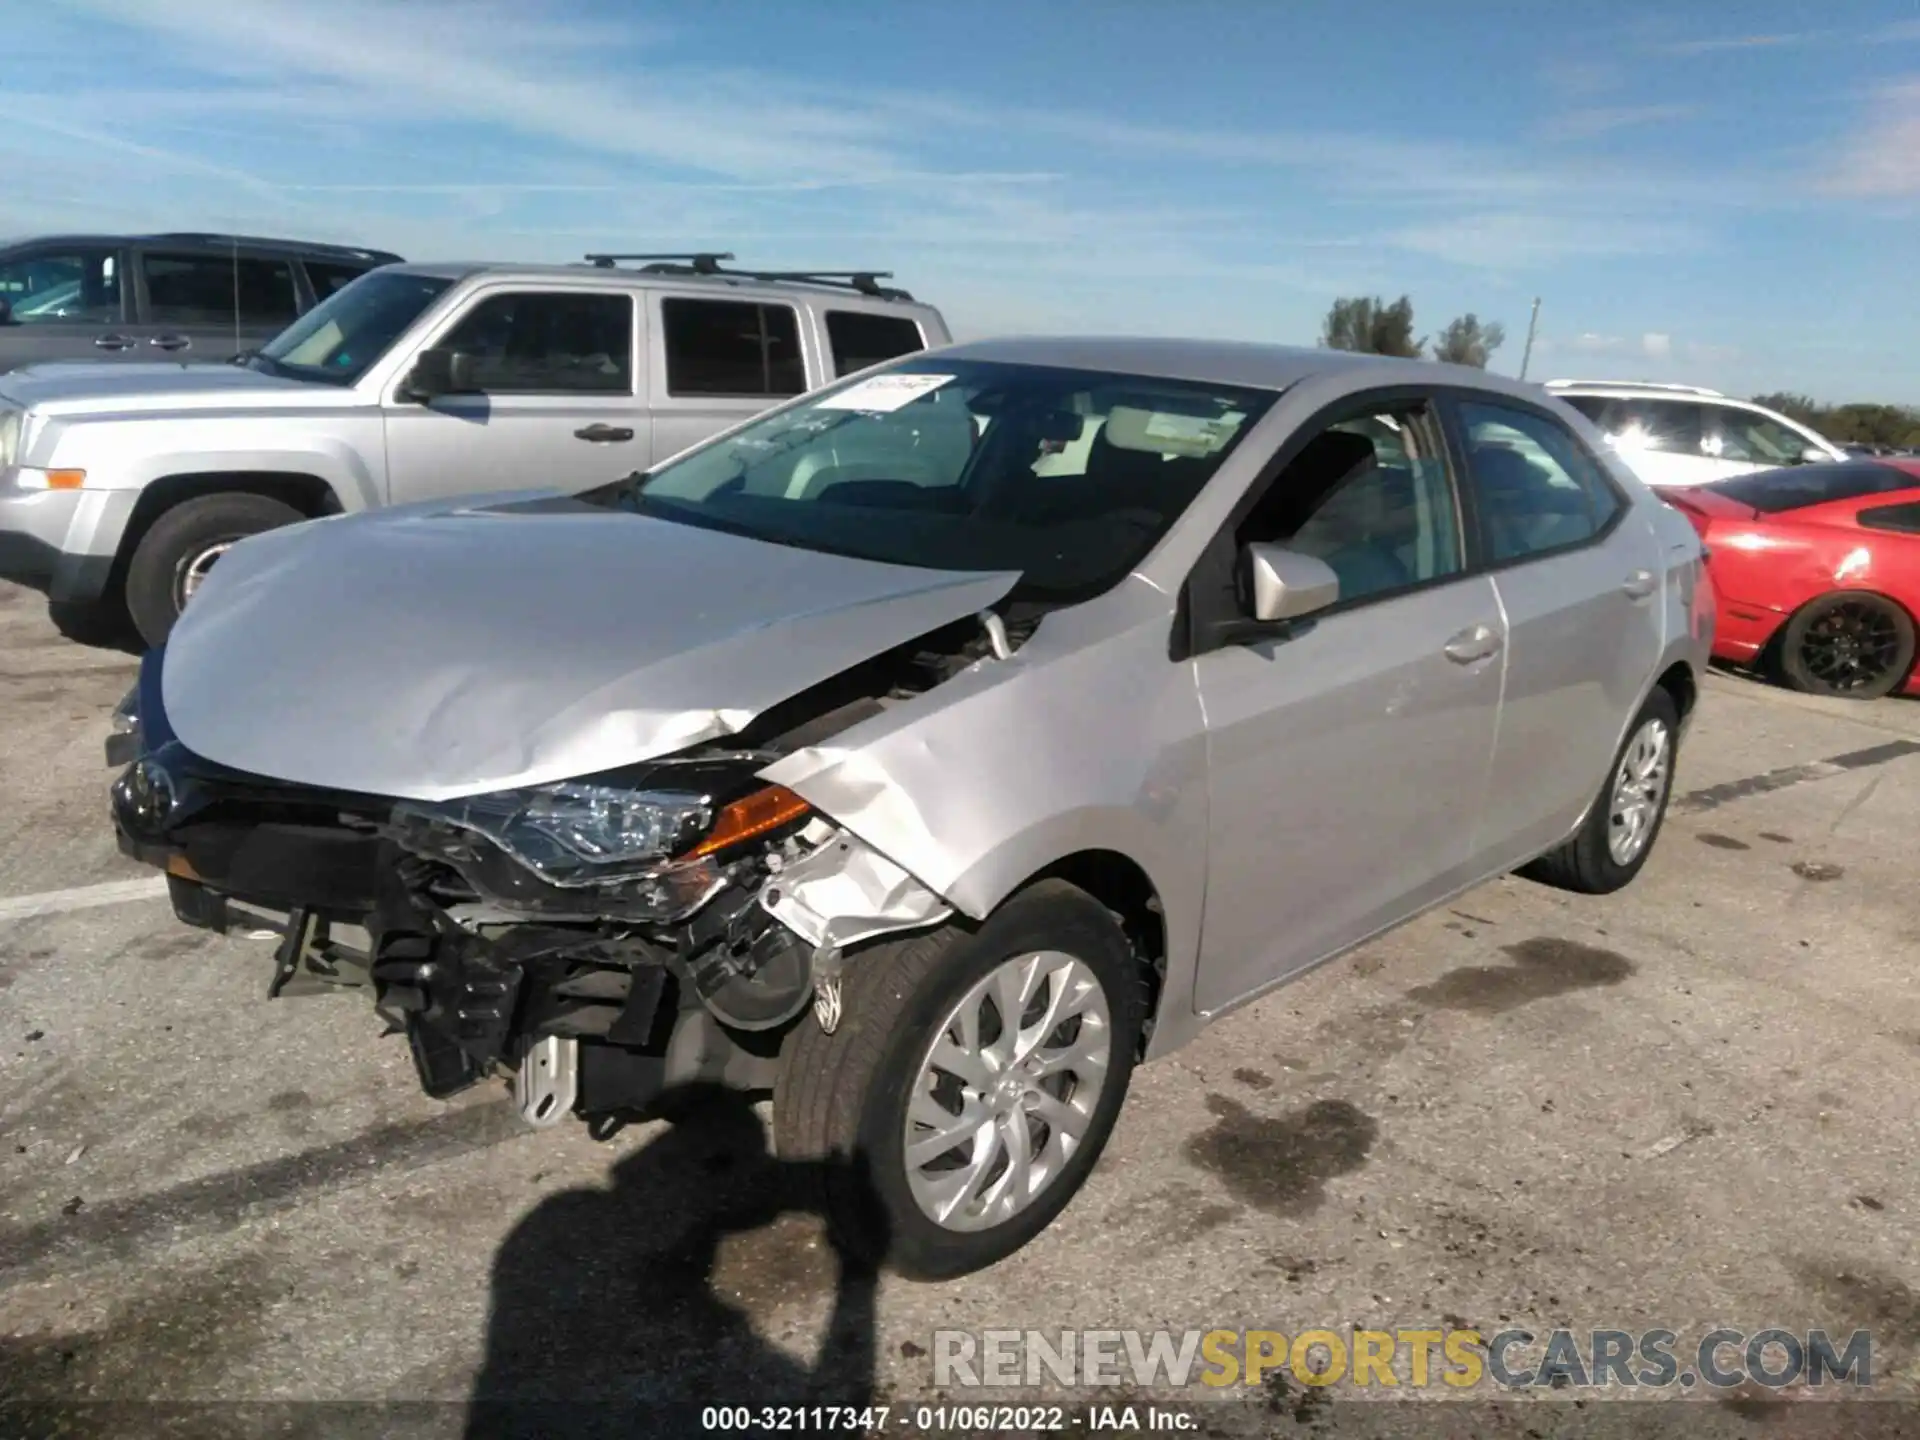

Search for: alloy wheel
xmin=903 ymin=950 xmax=1112 ymax=1232
xmin=1607 ymin=717 xmax=1671 ymax=866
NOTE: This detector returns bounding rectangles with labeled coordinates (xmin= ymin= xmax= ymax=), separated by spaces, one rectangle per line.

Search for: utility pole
xmin=1518 ymin=297 xmax=1542 ymax=381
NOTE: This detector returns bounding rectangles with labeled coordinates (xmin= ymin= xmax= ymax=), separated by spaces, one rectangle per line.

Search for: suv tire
xmin=125 ymin=493 xmax=305 ymax=646
xmin=1522 ymin=686 xmax=1680 ymax=895
xmin=771 ymin=879 xmax=1141 ymax=1280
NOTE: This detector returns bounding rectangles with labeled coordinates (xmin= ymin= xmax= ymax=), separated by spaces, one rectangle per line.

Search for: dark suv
xmin=0 ymin=232 xmax=403 ymax=372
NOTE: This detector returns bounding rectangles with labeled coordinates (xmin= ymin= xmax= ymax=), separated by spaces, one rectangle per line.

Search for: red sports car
xmin=1663 ymin=459 xmax=1920 ymax=700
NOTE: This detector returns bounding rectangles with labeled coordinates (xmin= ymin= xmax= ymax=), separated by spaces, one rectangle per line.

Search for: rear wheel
xmin=124 ymin=492 xmax=305 ymax=646
xmin=1777 ymin=591 xmax=1915 ymax=700
xmin=771 ymin=880 xmax=1141 ymax=1280
xmin=1522 ymin=686 xmax=1679 ymax=895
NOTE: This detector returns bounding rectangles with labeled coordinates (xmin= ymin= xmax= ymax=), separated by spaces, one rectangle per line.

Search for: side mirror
xmin=1243 ymin=543 xmax=1340 ymax=623
xmin=1798 ymin=444 xmax=1828 ymax=465
xmin=403 ymin=347 xmax=478 ymax=401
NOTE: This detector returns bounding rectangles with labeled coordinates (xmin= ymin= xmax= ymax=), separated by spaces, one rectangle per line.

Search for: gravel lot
xmin=2 ymin=575 xmax=1917 ymax=1437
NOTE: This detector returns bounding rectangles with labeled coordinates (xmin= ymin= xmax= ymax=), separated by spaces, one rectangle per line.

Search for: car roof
xmin=0 ymin=232 xmax=397 ymax=263
xmin=1543 ymin=379 xmax=1729 ymax=399
xmin=383 ymin=259 xmax=939 ymax=309
xmin=932 ymin=335 xmax=1555 ymax=399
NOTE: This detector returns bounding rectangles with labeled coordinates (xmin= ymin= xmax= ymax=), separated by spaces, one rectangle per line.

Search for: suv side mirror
xmin=1797 ymin=444 xmax=1828 ymax=465
xmin=403 ymin=347 xmax=478 ymax=401
xmin=1243 ymin=543 xmax=1340 ymax=622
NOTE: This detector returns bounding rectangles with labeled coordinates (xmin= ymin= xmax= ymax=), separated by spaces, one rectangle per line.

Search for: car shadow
xmin=47 ymin=596 xmax=144 ymax=656
xmin=465 ymin=1084 xmax=885 ymax=1439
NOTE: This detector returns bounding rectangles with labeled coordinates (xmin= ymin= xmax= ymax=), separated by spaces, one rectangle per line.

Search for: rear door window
xmin=1562 ymin=396 xmax=1706 ymax=458
xmin=1708 ymin=407 xmax=1821 ymax=466
xmin=825 ymin=310 xmax=924 ymax=375
xmin=305 ymin=261 xmax=374 ymax=299
xmin=435 ymin=291 xmax=634 ymax=393
xmin=1456 ymin=400 xmax=1623 ymax=563
xmin=142 ymin=252 xmax=299 ymax=327
xmin=662 ymin=298 xmax=806 ymax=397
xmin=1858 ymin=501 xmax=1920 ymax=534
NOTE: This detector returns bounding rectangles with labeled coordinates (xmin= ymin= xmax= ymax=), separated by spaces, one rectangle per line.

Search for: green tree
xmin=1320 ymin=295 xmax=1424 ymax=358
xmin=1431 ymin=314 xmax=1507 ymax=369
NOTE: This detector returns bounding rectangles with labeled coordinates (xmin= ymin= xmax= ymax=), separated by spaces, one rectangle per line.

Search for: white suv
xmin=1544 ymin=381 xmax=1845 ymax=489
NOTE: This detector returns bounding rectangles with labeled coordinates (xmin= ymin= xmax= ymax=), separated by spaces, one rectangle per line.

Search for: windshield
xmin=254 ymin=270 xmax=452 ymax=385
xmin=620 ymin=358 xmax=1277 ymax=602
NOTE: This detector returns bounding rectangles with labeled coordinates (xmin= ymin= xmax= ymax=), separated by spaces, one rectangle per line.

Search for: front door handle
xmin=1621 ymin=569 xmax=1657 ymax=600
xmin=93 ymin=334 xmax=135 ymax=351
xmin=149 ymin=334 xmax=191 ymax=352
xmin=1443 ymin=622 xmax=1502 ymax=664
xmin=573 ymin=423 xmax=635 ymax=443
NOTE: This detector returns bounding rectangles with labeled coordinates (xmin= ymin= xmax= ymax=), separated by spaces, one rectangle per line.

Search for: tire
xmin=124 ymin=493 xmax=305 ymax=647
xmin=1521 ymin=686 xmax=1680 ymax=895
xmin=772 ymin=878 xmax=1142 ymax=1280
xmin=1776 ymin=591 xmax=1916 ymax=701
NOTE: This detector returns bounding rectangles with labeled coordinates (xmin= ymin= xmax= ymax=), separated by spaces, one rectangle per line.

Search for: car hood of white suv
xmin=0 ymin=360 xmax=330 ymax=416
xmin=157 ymin=492 xmax=1021 ymax=801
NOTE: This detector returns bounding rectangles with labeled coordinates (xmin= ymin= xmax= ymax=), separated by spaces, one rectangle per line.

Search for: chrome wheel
xmin=1607 ymin=717 xmax=1671 ymax=865
xmin=174 ymin=538 xmax=238 ymax=607
xmin=903 ymin=950 xmax=1112 ymax=1233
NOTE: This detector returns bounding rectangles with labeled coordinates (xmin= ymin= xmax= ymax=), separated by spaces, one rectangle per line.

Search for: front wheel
xmin=1521 ymin=686 xmax=1679 ymax=895
xmin=124 ymin=492 xmax=305 ymax=647
xmin=1777 ymin=591 xmax=1916 ymax=700
xmin=772 ymin=879 xmax=1142 ymax=1280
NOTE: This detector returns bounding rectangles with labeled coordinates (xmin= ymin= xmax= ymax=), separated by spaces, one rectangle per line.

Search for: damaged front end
xmin=107 ymin=613 xmax=1018 ymax=1125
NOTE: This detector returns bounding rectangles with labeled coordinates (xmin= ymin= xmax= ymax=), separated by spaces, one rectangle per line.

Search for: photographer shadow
xmin=465 ymin=1085 xmax=885 ymax=1439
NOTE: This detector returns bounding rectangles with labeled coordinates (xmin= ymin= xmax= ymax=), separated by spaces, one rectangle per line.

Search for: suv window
xmin=142 ymin=252 xmax=299 ymax=327
xmin=306 ymin=261 xmax=374 ymax=298
xmin=825 ymin=310 xmax=924 ymax=375
xmin=663 ymin=298 xmax=805 ymax=398
xmin=1859 ymin=501 xmax=1920 ymax=534
xmin=1560 ymin=395 xmax=1706 ymax=457
xmin=1236 ymin=404 xmax=1463 ymax=605
xmin=1716 ymin=462 xmax=1919 ymax=514
xmin=0 ymin=248 xmax=121 ymax=324
xmin=436 ymin=291 xmax=633 ymax=394
xmin=1458 ymin=400 xmax=1621 ymax=564
xmin=1709 ymin=408 xmax=1819 ymax=465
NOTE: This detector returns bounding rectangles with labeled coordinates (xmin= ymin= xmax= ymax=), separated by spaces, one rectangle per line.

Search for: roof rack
xmin=145 ymin=232 xmax=403 ymax=264
xmin=579 ymin=252 xmax=913 ymax=301
xmin=584 ymin=251 xmax=733 ymax=272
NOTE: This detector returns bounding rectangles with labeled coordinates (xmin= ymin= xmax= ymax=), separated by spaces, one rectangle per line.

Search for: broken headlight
xmin=395 ymin=783 xmax=714 ymax=887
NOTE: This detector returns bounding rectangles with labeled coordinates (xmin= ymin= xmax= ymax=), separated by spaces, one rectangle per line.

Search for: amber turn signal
xmin=685 ymin=784 xmax=812 ymax=859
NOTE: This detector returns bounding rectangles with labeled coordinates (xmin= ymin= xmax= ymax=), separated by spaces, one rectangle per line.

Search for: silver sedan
xmin=110 ymin=337 xmax=1712 ymax=1278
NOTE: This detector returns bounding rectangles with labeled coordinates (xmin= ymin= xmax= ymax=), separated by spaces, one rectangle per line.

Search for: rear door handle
xmin=1443 ymin=623 xmax=1502 ymax=664
xmin=149 ymin=334 xmax=191 ymax=352
xmin=573 ymin=423 xmax=635 ymax=443
xmin=93 ymin=334 xmax=135 ymax=351
xmin=1622 ymin=569 xmax=1657 ymax=600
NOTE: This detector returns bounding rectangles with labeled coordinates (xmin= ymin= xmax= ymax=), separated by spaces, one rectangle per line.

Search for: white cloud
xmin=1656 ymin=32 xmax=1824 ymax=56
xmin=1382 ymin=213 xmax=1700 ymax=270
xmin=1827 ymin=79 xmax=1920 ymax=198
xmin=1642 ymin=333 xmax=1673 ymax=359
xmin=1540 ymin=105 xmax=1697 ymax=142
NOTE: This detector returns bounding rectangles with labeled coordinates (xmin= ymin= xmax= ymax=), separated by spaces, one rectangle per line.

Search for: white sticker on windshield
xmin=1143 ymin=412 xmax=1230 ymax=445
xmin=814 ymin=373 xmax=955 ymax=412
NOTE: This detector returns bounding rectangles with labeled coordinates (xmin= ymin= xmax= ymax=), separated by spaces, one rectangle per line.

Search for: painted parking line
xmin=0 ymin=876 xmax=169 ymax=924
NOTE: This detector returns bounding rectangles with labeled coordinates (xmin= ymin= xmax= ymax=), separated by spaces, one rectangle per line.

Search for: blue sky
xmin=5 ymin=0 xmax=1919 ymax=402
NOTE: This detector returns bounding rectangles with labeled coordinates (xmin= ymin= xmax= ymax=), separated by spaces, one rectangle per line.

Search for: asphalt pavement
xmin=2 ymin=576 xmax=1918 ymax=1438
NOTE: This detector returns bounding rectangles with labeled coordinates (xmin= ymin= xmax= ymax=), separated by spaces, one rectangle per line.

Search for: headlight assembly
xmin=392 ymin=779 xmax=814 ymax=895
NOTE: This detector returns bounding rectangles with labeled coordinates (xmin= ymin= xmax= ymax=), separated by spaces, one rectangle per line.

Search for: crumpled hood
xmin=160 ymin=494 xmax=1019 ymax=800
